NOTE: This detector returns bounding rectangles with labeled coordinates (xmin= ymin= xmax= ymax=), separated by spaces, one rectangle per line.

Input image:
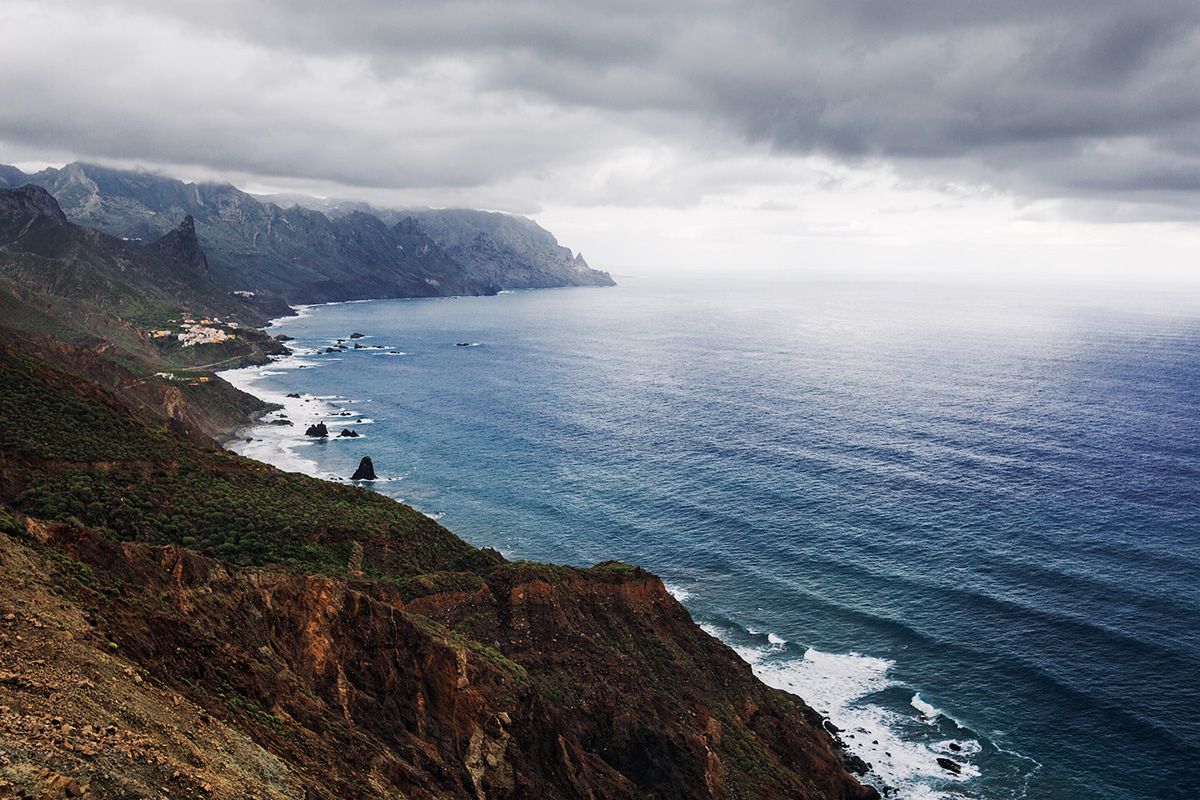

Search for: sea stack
xmin=351 ymin=456 xmax=376 ymax=480
xmin=304 ymin=422 xmax=328 ymax=437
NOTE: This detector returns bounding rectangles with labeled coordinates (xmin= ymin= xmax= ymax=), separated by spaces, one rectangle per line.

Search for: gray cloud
xmin=2 ymin=0 xmax=1200 ymax=215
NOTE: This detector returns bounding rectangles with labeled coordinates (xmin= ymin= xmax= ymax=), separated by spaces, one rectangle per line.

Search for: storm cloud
xmin=2 ymin=0 xmax=1200 ymax=217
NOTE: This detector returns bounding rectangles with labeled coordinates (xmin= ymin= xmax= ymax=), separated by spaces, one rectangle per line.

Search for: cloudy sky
xmin=3 ymin=0 xmax=1200 ymax=279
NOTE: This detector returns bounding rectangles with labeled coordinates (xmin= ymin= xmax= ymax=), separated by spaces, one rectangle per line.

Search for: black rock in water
xmin=351 ymin=456 xmax=376 ymax=480
xmin=353 ymin=343 xmax=362 ymax=349
xmin=304 ymin=422 xmax=328 ymax=437
xmin=936 ymin=758 xmax=962 ymax=775
xmin=286 ymin=392 xmax=301 ymax=398
xmin=349 ymin=332 xmax=364 ymax=339
xmin=269 ymin=419 xmax=293 ymax=426
xmin=338 ymin=429 xmax=359 ymax=437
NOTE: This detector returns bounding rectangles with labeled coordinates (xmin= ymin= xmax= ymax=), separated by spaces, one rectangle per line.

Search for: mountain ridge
xmin=1 ymin=162 xmax=615 ymax=305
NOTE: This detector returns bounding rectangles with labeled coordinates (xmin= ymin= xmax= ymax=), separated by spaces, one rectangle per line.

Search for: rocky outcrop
xmin=397 ymin=208 xmax=614 ymax=288
xmin=149 ymin=215 xmax=208 ymax=273
xmin=0 ymin=185 xmax=69 ymax=240
xmin=0 ymin=515 xmax=878 ymax=800
xmin=0 ymin=186 xmax=267 ymax=333
xmin=338 ymin=429 xmax=359 ymax=438
xmin=350 ymin=456 xmax=376 ymax=479
xmin=304 ymin=422 xmax=328 ymax=437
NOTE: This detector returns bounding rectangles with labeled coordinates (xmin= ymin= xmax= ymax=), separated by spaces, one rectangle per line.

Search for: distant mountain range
xmin=0 ymin=162 xmax=614 ymax=306
xmin=0 ymin=183 xmax=265 ymax=337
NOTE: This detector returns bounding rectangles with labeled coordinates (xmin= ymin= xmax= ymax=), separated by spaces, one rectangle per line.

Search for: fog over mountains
xmin=0 ymin=162 xmax=613 ymax=307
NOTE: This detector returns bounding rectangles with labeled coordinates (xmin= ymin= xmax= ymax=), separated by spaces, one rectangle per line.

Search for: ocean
xmin=223 ymin=275 xmax=1200 ymax=800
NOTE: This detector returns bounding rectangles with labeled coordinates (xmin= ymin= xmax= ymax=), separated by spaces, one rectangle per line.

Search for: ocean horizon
xmin=224 ymin=275 xmax=1200 ymax=800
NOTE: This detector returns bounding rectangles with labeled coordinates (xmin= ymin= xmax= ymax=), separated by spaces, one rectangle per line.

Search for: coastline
xmin=208 ymin=296 xmax=992 ymax=800
xmin=218 ymin=301 xmax=408 ymax=482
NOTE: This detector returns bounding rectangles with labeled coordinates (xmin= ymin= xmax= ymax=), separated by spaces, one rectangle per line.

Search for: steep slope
xmin=0 ymin=185 xmax=259 ymax=327
xmin=275 ymin=196 xmax=615 ymax=289
xmin=0 ymin=186 xmax=286 ymax=438
xmin=6 ymin=162 xmax=492 ymax=304
xmin=7 ymin=162 xmax=613 ymax=302
xmin=399 ymin=208 xmax=615 ymax=288
xmin=0 ymin=336 xmax=878 ymax=800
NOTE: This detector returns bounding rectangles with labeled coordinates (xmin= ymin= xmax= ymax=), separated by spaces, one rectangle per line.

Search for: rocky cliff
xmin=3 ymin=162 xmax=614 ymax=303
xmin=0 ymin=332 xmax=878 ymax=800
xmin=0 ymin=183 xmax=874 ymax=799
xmin=0 ymin=185 xmax=261 ymax=327
xmin=387 ymin=208 xmax=614 ymax=289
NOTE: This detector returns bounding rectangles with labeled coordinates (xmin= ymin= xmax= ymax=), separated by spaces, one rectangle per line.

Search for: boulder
xmin=286 ymin=393 xmax=301 ymax=398
xmin=936 ymin=758 xmax=962 ymax=775
xmin=338 ymin=429 xmax=359 ymax=438
xmin=349 ymin=332 xmax=364 ymax=339
xmin=269 ymin=419 xmax=293 ymax=426
xmin=304 ymin=422 xmax=328 ymax=437
xmin=351 ymin=456 xmax=376 ymax=480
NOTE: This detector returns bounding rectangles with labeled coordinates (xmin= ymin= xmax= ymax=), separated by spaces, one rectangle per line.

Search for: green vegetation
xmin=0 ymin=508 xmax=21 ymax=536
xmin=589 ymin=560 xmax=644 ymax=575
xmin=0 ymin=346 xmax=178 ymax=461
xmin=0 ymin=342 xmax=493 ymax=577
xmin=714 ymin=705 xmax=793 ymax=799
xmin=385 ymin=570 xmax=487 ymax=601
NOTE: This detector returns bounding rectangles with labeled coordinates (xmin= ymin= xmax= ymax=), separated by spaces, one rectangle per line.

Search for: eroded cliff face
xmin=0 ymin=337 xmax=876 ymax=800
xmin=1 ymin=516 xmax=876 ymax=800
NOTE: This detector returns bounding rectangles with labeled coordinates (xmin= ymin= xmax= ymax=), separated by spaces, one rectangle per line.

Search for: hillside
xmin=0 ymin=185 xmax=286 ymax=439
xmin=0 ymin=334 xmax=878 ymax=800
xmin=397 ymin=208 xmax=614 ymax=289
xmin=271 ymin=196 xmax=616 ymax=290
xmin=0 ymin=181 xmax=876 ymax=799
xmin=1 ymin=162 xmax=614 ymax=304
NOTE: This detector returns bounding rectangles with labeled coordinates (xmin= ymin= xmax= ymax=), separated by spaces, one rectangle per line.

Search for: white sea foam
xmin=664 ymin=583 xmax=691 ymax=602
xmin=698 ymin=623 xmax=980 ymax=799
xmin=220 ymin=357 xmax=351 ymax=477
xmin=911 ymin=693 xmax=940 ymax=720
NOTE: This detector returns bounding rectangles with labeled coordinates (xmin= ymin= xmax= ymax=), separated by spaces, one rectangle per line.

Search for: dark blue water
xmin=227 ymin=276 xmax=1200 ymax=799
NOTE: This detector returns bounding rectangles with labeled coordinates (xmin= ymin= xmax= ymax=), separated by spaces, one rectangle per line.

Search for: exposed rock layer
xmin=0 ymin=335 xmax=878 ymax=800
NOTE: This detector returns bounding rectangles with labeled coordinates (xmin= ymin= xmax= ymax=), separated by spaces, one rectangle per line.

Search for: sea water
xmin=224 ymin=275 xmax=1200 ymax=799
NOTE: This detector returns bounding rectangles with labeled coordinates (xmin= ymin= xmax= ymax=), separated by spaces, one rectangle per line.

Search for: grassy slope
xmin=0 ymin=340 xmax=493 ymax=578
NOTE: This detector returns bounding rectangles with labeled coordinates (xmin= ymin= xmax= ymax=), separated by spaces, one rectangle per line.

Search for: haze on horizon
xmin=3 ymin=0 xmax=1200 ymax=281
